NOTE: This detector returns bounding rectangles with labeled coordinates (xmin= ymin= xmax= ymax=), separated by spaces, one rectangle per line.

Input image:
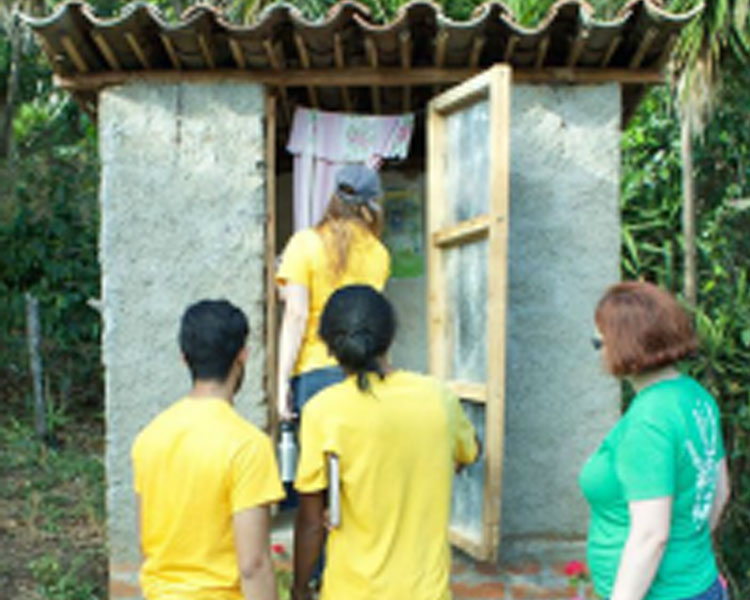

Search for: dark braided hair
xmin=319 ymin=285 xmax=396 ymax=392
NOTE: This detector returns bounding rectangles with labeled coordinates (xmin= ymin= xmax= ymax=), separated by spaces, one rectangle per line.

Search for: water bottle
xmin=278 ymin=421 xmax=297 ymax=483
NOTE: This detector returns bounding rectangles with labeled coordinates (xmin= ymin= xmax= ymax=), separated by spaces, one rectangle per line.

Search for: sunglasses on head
xmin=591 ymin=337 xmax=604 ymax=351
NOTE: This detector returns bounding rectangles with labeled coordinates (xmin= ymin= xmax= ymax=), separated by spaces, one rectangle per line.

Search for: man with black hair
xmin=132 ymin=299 xmax=284 ymax=600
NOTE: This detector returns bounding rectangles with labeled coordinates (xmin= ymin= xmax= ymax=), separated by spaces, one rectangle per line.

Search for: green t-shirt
xmin=579 ymin=375 xmax=725 ymax=599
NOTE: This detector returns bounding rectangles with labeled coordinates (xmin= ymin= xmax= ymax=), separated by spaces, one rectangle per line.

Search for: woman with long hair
xmin=276 ymin=164 xmax=390 ymax=422
xmin=580 ymin=281 xmax=731 ymax=600
xmin=292 ymin=285 xmax=479 ymax=600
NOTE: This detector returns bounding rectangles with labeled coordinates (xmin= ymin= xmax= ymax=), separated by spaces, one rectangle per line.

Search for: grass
xmin=0 ymin=398 xmax=106 ymax=600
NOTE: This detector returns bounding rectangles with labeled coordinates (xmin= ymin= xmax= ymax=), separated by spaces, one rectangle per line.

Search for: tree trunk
xmin=1 ymin=4 xmax=22 ymax=161
xmin=25 ymin=292 xmax=47 ymax=439
xmin=681 ymin=114 xmax=697 ymax=305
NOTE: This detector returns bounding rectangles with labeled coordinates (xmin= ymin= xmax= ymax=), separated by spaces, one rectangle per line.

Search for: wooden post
xmin=25 ymin=292 xmax=47 ymax=439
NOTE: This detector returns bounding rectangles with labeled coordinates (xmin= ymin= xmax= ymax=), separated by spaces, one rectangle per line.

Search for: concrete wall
xmin=383 ymin=84 xmax=622 ymax=561
xmin=99 ymin=81 xmax=267 ymax=598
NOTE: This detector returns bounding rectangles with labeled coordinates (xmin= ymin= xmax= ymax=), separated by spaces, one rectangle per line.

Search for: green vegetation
xmin=1 ymin=0 xmax=749 ymax=598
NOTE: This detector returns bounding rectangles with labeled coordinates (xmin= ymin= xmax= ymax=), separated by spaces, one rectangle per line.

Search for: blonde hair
xmin=315 ymin=194 xmax=383 ymax=278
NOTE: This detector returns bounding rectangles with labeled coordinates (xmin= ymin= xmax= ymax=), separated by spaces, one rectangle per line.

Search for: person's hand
xmin=277 ymin=382 xmax=297 ymax=421
xmin=291 ymin=585 xmax=313 ymax=600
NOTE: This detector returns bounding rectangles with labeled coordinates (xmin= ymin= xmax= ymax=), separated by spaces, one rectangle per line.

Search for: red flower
xmin=271 ymin=543 xmax=286 ymax=556
xmin=563 ymin=560 xmax=587 ymax=577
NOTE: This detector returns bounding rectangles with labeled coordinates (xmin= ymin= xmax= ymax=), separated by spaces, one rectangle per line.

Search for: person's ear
xmin=236 ymin=347 xmax=249 ymax=365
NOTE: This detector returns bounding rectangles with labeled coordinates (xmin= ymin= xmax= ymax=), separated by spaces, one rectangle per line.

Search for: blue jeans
xmin=291 ymin=366 xmax=346 ymax=413
xmin=604 ymin=577 xmax=728 ymax=600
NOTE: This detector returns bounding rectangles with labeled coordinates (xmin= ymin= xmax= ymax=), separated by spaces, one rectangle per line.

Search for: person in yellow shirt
xmin=275 ymin=164 xmax=390 ymax=422
xmin=292 ymin=285 xmax=480 ymax=600
xmin=131 ymin=299 xmax=284 ymax=600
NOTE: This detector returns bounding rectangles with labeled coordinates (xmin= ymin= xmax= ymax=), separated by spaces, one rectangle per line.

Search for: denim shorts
xmin=604 ymin=577 xmax=728 ymax=600
xmin=291 ymin=366 xmax=346 ymax=413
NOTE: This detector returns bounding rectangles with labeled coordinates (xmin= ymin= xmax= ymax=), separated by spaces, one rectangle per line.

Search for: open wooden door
xmin=427 ymin=65 xmax=511 ymax=561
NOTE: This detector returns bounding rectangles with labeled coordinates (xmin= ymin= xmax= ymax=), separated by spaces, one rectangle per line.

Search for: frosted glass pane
xmin=451 ymin=400 xmax=486 ymax=539
xmin=445 ymin=239 xmax=487 ymax=382
xmin=444 ymin=99 xmax=490 ymax=226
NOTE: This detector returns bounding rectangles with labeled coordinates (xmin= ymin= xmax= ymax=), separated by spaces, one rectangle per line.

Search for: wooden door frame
xmin=427 ymin=64 xmax=511 ymax=561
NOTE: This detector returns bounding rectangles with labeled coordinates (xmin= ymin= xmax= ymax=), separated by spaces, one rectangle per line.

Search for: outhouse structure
xmin=27 ymin=1 xmax=698 ymax=597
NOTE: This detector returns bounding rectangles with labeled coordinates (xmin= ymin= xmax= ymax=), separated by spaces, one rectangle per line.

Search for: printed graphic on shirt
xmin=685 ymin=397 xmax=719 ymax=530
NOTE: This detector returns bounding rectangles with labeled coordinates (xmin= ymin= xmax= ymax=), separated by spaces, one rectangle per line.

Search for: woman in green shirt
xmin=580 ymin=281 xmax=731 ymax=600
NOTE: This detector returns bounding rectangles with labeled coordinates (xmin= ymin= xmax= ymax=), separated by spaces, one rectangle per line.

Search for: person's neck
xmin=189 ymin=380 xmax=234 ymax=404
xmin=628 ymin=365 xmax=681 ymax=394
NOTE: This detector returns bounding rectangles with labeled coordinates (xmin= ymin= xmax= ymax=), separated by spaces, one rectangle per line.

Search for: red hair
xmin=594 ymin=281 xmax=698 ymax=376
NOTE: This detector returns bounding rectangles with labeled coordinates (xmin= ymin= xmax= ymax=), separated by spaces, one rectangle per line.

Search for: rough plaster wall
xmin=500 ymin=84 xmax=621 ymax=560
xmin=99 ymin=81 xmax=267 ymax=567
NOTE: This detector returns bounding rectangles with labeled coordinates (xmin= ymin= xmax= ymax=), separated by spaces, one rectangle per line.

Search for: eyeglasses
xmin=591 ymin=337 xmax=604 ymax=351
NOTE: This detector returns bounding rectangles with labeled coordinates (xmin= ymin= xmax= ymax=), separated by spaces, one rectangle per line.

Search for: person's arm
xmin=233 ymin=505 xmax=278 ymax=600
xmin=710 ymin=458 xmax=731 ymax=531
xmin=276 ymin=283 xmax=309 ymax=420
xmin=610 ymin=496 xmax=672 ymax=600
xmin=292 ymin=491 xmax=326 ymax=600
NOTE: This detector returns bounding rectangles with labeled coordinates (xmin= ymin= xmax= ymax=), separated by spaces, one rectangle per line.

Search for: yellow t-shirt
xmin=276 ymin=223 xmax=390 ymax=375
xmin=295 ymin=371 xmax=478 ymax=600
xmin=131 ymin=397 xmax=284 ymax=600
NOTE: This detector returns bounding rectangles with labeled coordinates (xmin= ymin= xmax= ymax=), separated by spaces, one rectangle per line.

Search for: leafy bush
xmin=621 ymin=71 xmax=750 ymax=597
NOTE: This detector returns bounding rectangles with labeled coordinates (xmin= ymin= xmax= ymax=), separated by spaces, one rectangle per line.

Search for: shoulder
xmin=132 ymin=399 xmax=182 ymax=451
xmin=284 ymin=228 xmax=322 ymax=253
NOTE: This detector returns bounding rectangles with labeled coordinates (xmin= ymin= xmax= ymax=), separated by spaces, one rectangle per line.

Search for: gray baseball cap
xmin=335 ymin=164 xmax=383 ymax=208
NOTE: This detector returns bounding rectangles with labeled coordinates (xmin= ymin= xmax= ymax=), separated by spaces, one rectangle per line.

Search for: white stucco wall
xmin=99 ymin=81 xmax=267 ymax=594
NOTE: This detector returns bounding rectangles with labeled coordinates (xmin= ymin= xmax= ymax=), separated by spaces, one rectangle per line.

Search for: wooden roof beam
xmin=600 ymin=35 xmax=621 ymax=68
xmin=92 ymin=32 xmax=121 ymax=71
xmin=160 ymin=35 xmax=180 ymax=70
xmin=566 ymin=29 xmax=588 ymax=67
xmin=294 ymin=32 xmax=319 ymax=108
xmin=125 ymin=32 xmax=152 ymax=69
xmin=229 ymin=39 xmax=247 ymax=69
xmin=399 ymin=30 xmax=412 ymax=112
xmin=469 ymin=36 xmax=485 ymax=68
xmin=534 ymin=35 xmax=550 ymax=69
xmin=433 ymin=29 xmax=449 ymax=95
xmin=629 ymin=28 xmax=659 ymax=70
xmin=54 ymin=67 xmax=666 ymax=92
xmin=262 ymin=39 xmax=291 ymax=125
xmin=61 ymin=36 xmax=89 ymax=73
xmin=364 ymin=36 xmax=381 ymax=113
xmin=197 ymin=34 xmax=216 ymax=70
xmin=334 ymin=32 xmax=353 ymax=112
xmin=503 ymin=35 xmax=519 ymax=63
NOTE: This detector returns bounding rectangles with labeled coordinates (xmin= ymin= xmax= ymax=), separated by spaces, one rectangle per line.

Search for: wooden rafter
xmin=160 ymin=34 xmax=180 ymax=69
xmin=364 ymin=36 xmax=381 ymax=113
xmin=229 ymin=39 xmax=247 ymax=69
xmin=197 ymin=34 xmax=216 ymax=70
xmin=334 ymin=32 xmax=353 ymax=112
xmin=92 ymin=33 xmax=121 ymax=71
xmin=566 ymin=29 xmax=588 ymax=67
xmin=399 ymin=29 xmax=412 ymax=112
xmin=61 ymin=36 xmax=89 ymax=73
xmin=600 ymin=35 xmax=621 ymax=68
xmin=629 ymin=28 xmax=658 ymax=69
xmin=262 ymin=39 xmax=291 ymax=124
xmin=534 ymin=35 xmax=550 ymax=69
xmin=503 ymin=35 xmax=518 ymax=63
xmin=125 ymin=32 xmax=151 ymax=69
xmin=469 ymin=36 xmax=485 ymax=68
xmin=294 ymin=31 xmax=318 ymax=108
xmin=433 ymin=29 xmax=449 ymax=95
